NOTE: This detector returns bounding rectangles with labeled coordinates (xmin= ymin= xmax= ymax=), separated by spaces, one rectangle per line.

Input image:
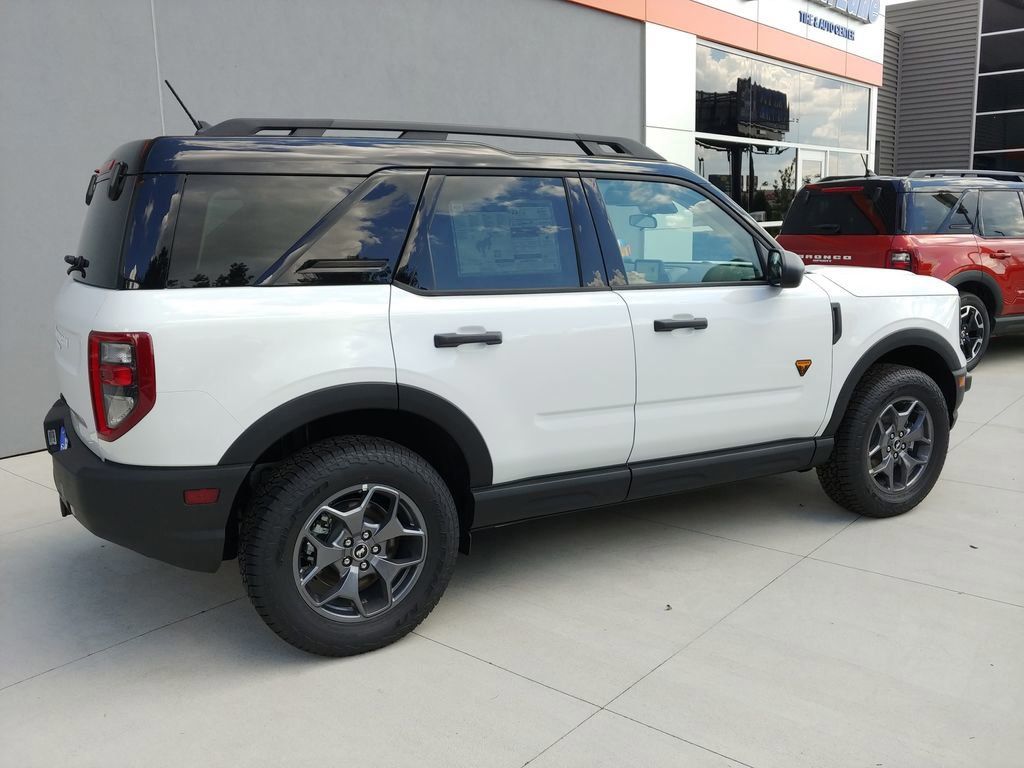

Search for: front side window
xmin=980 ymin=190 xmax=1024 ymax=238
xmin=166 ymin=175 xmax=355 ymax=288
xmin=398 ymin=175 xmax=580 ymax=292
xmin=595 ymin=179 xmax=763 ymax=286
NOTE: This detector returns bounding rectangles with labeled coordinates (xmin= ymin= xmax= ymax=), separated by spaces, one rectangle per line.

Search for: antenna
xmin=163 ymin=80 xmax=205 ymax=133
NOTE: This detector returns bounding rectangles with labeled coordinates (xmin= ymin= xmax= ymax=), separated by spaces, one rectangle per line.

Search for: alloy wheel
xmin=866 ymin=398 xmax=934 ymax=494
xmin=292 ymin=484 xmax=427 ymax=622
xmin=960 ymin=304 xmax=985 ymax=364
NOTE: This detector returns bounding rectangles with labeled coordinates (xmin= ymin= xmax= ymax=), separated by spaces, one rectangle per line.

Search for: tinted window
xmin=122 ymin=174 xmax=183 ymax=289
xmin=975 ymin=150 xmax=1024 ymax=173
xmin=980 ymin=31 xmax=1024 ymax=73
xmin=977 ymin=71 xmax=1024 ymax=112
xmin=596 ymin=179 xmax=763 ymax=286
xmin=983 ymin=0 xmax=1024 ymax=33
xmin=975 ymin=112 xmax=1024 ymax=152
xmin=399 ymin=176 xmax=580 ymax=292
xmin=75 ymin=178 xmax=134 ymax=289
xmin=905 ymin=191 xmax=977 ymax=234
xmin=273 ymin=171 xmax=424 ymax=285
xmin=980 ymin=190 xmax=1024 ymax=237
xmin=166 ymin=175 xmax=355 ymax=288
xmin=781 ymin=183 xmax=899 ymax=236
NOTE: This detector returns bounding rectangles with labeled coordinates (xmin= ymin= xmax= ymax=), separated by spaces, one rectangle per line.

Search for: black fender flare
xmin=947 ymin=269 xmax=1004 ymax=316
xmin=218 ymin=382 xmax=493 ymax=487
xmin=822 ymin=329 xmax=961 ymax=437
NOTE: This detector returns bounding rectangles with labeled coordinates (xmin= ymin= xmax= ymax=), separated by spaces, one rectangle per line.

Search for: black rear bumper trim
xmin=46 ymin=398 xmax=249 ymax=572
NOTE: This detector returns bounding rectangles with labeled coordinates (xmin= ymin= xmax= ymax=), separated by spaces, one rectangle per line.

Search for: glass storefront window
xmin=695 ymin=44 xmax=870 ymax=152
xmin=696 ymin=141 xmax=797 ymax=222
xmin=977 ymin=72 xmax=1024 ymax=113
xmin=979 ymin=31 xmax=1024 ymax=73
xmin=828 ymin=152 xmax=869 ymax=179
xmin=982 ymin=0 xmax=1024 ymax=34
xmin=974 ymin=151 xmax=1024 ymax=173
xmin=975 ymin=112 xmax=1024 ymax=152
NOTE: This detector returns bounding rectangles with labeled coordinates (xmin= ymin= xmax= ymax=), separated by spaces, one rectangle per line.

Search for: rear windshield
xmin=163 ymin=175 xmax=357 ymax=288
xmin=780 ymin=182 xmax=899 ymax=236
xmin=74 ymin=178 xmax=134 ymax=288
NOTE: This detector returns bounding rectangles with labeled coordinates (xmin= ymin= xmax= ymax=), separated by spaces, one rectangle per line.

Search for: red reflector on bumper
xmin=184 ymin=488 xmax=220 ymax=505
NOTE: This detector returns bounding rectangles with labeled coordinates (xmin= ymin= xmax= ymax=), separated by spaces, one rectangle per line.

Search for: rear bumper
xmin=45 ymin=398 xmax=249 ymax=572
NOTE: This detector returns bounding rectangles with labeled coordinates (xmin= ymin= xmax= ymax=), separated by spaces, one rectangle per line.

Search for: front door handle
xmin=993 ymin=250 xmax=1013 ymax=259
xmin=654 ymin=318 xmax=709 ymax=332
xmin=434 ymin=331 xmax=503 ymax=348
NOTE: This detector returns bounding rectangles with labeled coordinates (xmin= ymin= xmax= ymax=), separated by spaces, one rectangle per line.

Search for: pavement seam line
xmin=520 ymin=709 xmax=601 ymax=767
xmin=617 ymin=506 xmax=855 ymax=558
xmin=804 ymin=556 xmax=1024 ymax=609
xmin=0 ymin=596 xmax=244 ymax=694
xmin=604 ymin=711 xmax=759 ymax=768
xmin=0 ymin=465 xmax=57 ymax=494
xmin=0 ymin=518 xmax=64 ymax=539
xmin=410 ymin=631 xmax=602 ymax=709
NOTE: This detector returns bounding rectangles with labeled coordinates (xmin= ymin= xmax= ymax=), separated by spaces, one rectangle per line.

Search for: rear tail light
xmin=88 ymin=332 xmax=156 ymax=441
xmin=887 ymin=250 xmax=914 ymax=271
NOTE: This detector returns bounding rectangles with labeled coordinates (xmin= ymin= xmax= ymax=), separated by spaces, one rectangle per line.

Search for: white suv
xmin=47 ymin=120 xmax=971 ymax=655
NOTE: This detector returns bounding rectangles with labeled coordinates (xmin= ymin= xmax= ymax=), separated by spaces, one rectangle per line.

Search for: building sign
xmin=809 ymin=0 xmax=881 ymax=24
xmin=799 ymin=10 xmax=857 ymax=41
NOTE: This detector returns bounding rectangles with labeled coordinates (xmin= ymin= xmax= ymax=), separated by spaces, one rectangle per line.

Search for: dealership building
xmin=0 ymin=0 xmax=887 ymax=456
xmin=879 ymin=0 xmax=1024 ymax=175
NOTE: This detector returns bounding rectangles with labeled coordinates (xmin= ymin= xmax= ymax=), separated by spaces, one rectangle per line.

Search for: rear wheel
xmin=239 ymin=436 xmax=458 ymax=656
xmin=958 ymin=292 xmax=991 ymax=370
xmin=817 ymin=364 xmax=949 ymax=518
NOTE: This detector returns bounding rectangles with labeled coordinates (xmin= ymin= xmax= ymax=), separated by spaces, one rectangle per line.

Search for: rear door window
xmin=904 ymin=190 xmax=978 ymax=234
xmin=780 ymin=183 xmax=898 ymax=236
xmin=166 ymin=175 xmax=356 ymax=288
xmin=397 ymin=175 xmax=582 ymax=292
xmin=979 ymin=190 xmax=1024 ymax=238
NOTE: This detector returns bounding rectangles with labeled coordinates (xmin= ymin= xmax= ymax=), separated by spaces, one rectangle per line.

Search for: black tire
xmin=958 ymin=292 xmax=991 ymax=371
xmin=817 ymin=364 xmax=949 ymax=518
xmin=239 ymin=436 xmax=458 ymax=656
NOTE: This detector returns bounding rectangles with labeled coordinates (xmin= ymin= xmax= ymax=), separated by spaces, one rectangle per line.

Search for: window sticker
xmin=451 ymin=203 xmax=562 ymax=276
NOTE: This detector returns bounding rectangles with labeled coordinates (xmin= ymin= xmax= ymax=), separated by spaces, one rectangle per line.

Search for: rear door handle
xmin=993 ymin=250 xmax=1013 ymax=259
xmin=654 ymin=318 xmax=709 ymax=332
xmin=434 ymin=331 xmax=503 ymax=348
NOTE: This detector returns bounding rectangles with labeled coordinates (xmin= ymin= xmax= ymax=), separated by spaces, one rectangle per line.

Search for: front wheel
xmin=817 ymin=364 xmax=949 ymax=518
xmin=959 ymin=292 xmax=991 ymax=371
xmin=239 ymin=436 xmax=458 ymax=656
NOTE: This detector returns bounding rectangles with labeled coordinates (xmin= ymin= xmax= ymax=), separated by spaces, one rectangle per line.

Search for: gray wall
xmin=888 ymin=0 xmax=980 ymax=175
xmin=0 ymin=0 xmax=642 ymax=457
xmin=876 ymin=27 xmax=901 ymax=176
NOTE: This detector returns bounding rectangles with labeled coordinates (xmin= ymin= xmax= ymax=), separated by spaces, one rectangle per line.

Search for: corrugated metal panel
xmin=888 ymin=0 xmax=980 ymax=175
xmin=877 ymin=27 xmax=901 ymax=175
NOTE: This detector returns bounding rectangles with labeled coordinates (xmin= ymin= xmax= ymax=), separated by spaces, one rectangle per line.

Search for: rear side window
xmin=980 ymin=190 xmax=1024 ymax=238
xmin=780 ymin=183 xmax=898 ymax=236
xmin=166 ymin=175 xmax=355 ymax=288
xmin=398 ymin=176 xmax=581 ymax=292
xmin=74 ymin=178 xmax=134 ymax=288
xmin=904 ymin=191 xmax=977 ymax=234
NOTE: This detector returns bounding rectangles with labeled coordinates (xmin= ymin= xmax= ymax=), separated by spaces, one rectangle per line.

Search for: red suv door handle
xmin=993 ymin=250 xmax=1012 ymax=259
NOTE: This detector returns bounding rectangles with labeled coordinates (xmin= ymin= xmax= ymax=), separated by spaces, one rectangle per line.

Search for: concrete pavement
xmin=2 ymin=336 xmax=1022 ymax=767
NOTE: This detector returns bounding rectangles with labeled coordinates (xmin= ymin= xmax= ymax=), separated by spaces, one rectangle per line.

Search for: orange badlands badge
xmin=795 ymin=359 xmax=812 ymax=377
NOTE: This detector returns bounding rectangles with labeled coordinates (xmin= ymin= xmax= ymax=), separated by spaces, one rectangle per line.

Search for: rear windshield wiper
xmin=811 ymin=223 xmax=841 ymax=234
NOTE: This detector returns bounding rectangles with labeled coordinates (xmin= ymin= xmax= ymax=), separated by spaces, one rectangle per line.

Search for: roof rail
xmin=909 ymin=169 xmax=1024 ymax=183
xmin=197 ymin=118 xmax=664 ymax=161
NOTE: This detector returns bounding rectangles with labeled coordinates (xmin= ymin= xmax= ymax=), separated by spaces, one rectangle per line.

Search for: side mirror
xmin=766 ymin=248 xmax=804 ymax=289
xmin=629 ymin=213 xmax=657 ymax=229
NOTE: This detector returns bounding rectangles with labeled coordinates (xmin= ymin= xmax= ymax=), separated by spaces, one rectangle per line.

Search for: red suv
xmin=778 ymin=170 xmax=1024 ymax=369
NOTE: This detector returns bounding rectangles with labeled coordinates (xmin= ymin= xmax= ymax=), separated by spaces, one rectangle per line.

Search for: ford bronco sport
xmin=778 ymin=170 xmax=1024 ymax=370
xmin=47 ymin=120 xmax=970 ymax=655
